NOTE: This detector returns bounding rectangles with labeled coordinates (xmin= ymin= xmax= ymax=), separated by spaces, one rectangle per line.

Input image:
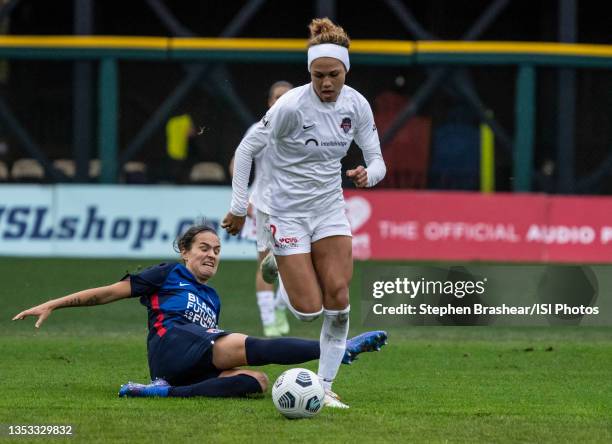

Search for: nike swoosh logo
xmin=303 ymin=124 xmax=315 ymax=130
xmin=179 ymin=282 xmax=190 ymax=287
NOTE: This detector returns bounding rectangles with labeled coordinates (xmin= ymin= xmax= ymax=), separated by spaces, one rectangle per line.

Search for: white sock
xmin=256 ymin=291 xmax=275 ymax=326
xmin=274 ymin=277 xmax=287 ymax=310
xmin=318 ymin=306 xmax=350 ymax=391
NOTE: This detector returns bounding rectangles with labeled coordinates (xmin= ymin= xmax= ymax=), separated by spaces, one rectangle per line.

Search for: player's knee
xmin=251 ymin=371 xmax=269 ymax=392
xmin=235 ymin=369 xmax=269 ymax=392
xmin=212 ymin=333 xmax=248 ymax=369
xmin=324 ymin=282 xmax=350 ymax=310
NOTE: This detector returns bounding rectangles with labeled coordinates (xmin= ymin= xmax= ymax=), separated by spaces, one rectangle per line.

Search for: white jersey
xmin=231 ymin=83 xmax=386 ymax=217
xmin=242 ymin=123 xmax=268 ymax=211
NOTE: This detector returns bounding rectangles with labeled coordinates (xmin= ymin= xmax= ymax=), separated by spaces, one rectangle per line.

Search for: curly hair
xmin=308 ymin=17 xmax=350 ymax=49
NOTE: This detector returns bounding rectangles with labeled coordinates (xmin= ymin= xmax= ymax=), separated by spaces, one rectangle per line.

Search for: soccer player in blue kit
xmin=12 ymin=223 xmax=386 ymax=398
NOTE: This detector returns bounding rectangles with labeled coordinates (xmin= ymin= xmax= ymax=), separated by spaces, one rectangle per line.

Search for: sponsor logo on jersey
xmin=261 ymin=116 xmax=270 ymax=127
xmin=304 ymin=139 xmax=347 ymax=148
xmin=276 ymin=236 xmax=299 ymax=249
xmin=372 ymin=123 xmax=377 ymax=132
xmin=321 ymin=140 xmax=348 ymax=147
xmin=340 ymin=117 xmax=352 ymax=133
xmin=185 ymin=293 xmax=218 ymax=328
xmin=270 ymin=224 xmax=299 ymax=249
xmin=303 ymin=123 xmax=315 ymax=130
xmin=279 ymin=237 xmax=298 ymax=244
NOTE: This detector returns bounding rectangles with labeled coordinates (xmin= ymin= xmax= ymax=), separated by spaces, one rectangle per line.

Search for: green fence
xmin=1 ymin=36 xmax=612 ymax=187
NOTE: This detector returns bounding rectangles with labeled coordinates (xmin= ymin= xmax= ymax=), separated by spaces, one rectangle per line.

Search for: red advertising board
xmin=344 ymin=190 xmax=612 ymax=263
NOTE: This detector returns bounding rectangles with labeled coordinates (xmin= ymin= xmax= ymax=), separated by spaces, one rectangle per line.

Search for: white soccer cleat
xmin=261 ymin=251 xmax=279 ymax=284
xmin=323 ymin=389 xmax=349 ymax=409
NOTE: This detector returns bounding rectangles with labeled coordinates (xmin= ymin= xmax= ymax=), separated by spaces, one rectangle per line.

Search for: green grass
xmin=1 ymin=258 xmax=611 ymax=443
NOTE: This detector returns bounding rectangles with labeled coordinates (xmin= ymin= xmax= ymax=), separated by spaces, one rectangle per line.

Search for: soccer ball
xmin=272 ymin=368 xmax=325 ymax=419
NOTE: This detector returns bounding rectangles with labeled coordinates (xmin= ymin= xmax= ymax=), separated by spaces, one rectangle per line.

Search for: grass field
xmin=1 ymin=258 xmax=611 ymax=443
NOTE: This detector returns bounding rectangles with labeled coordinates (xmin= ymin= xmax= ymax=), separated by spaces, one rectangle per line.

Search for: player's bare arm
xmin=12 ymin=280 xmax=131 ymax=328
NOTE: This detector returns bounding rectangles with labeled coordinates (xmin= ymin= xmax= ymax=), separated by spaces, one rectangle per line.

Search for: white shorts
xmin=260 ymin=207 xmax=352 ymax=256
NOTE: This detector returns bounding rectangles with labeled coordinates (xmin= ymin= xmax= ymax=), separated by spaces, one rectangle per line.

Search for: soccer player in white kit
xmin=222 ymin=18 xmax=386 ymax=408
xmin=229 ymin=81 xmax=293 ymax=337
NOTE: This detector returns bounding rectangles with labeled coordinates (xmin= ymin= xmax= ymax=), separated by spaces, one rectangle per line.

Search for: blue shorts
xmin=147 ymin=323 xmax=230 ymax=386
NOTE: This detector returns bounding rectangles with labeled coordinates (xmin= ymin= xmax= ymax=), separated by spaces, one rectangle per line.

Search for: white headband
xmin=307 ymin=43 xmax=350 ymax=72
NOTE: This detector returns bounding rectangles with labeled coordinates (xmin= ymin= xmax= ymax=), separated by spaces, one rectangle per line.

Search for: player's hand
xmin=346 ymin=165 xmax=368 ymax=188
xmin=221 ymin=212 xmax=246 ymax=235
xmin=246 ymin=203 xmax=254 ymax=218
xmin=12 ymin=303 xmax=53 ymax=328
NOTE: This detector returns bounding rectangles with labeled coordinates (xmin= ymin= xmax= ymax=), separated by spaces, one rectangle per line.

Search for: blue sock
xmin=168 ymin=374 xmax=262 ymax=398
xmin=245 ymin=336 xmax=320 ymax=366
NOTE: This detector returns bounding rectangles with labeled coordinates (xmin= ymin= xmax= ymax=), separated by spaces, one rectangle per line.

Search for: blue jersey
xmin=127 ymin=262 xmax=222 ymax=342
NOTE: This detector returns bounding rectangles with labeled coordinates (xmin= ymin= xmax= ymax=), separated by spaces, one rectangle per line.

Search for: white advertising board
xmin=0 ymin=185 xmax=256 ymax=259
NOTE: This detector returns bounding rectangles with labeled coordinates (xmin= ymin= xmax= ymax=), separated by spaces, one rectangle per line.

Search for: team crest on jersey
xmin=340 ymin=117 xmax=352 ymax=133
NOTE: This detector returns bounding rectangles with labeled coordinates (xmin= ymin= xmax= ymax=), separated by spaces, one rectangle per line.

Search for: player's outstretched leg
xmin=168 ymin=372 xmax=266 ymax=398
xmin=343 ymin=330 xmax=388 ymax=365
xmin=244 ymin=337 xmax=320 ymax=365
xmin=240 ymin=334 xmax=388 ymax=367
xmin=119 ymin=372 xmax=267 ymax=398
xmin=118 ymin=333 xmax=388 ymax=398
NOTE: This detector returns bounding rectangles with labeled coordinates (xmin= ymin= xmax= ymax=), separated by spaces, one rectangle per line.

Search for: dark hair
xmin=174 ymin=222 xmax=218 ymax=253
xmin=268 ymin=80 xmax=293 ymax=100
